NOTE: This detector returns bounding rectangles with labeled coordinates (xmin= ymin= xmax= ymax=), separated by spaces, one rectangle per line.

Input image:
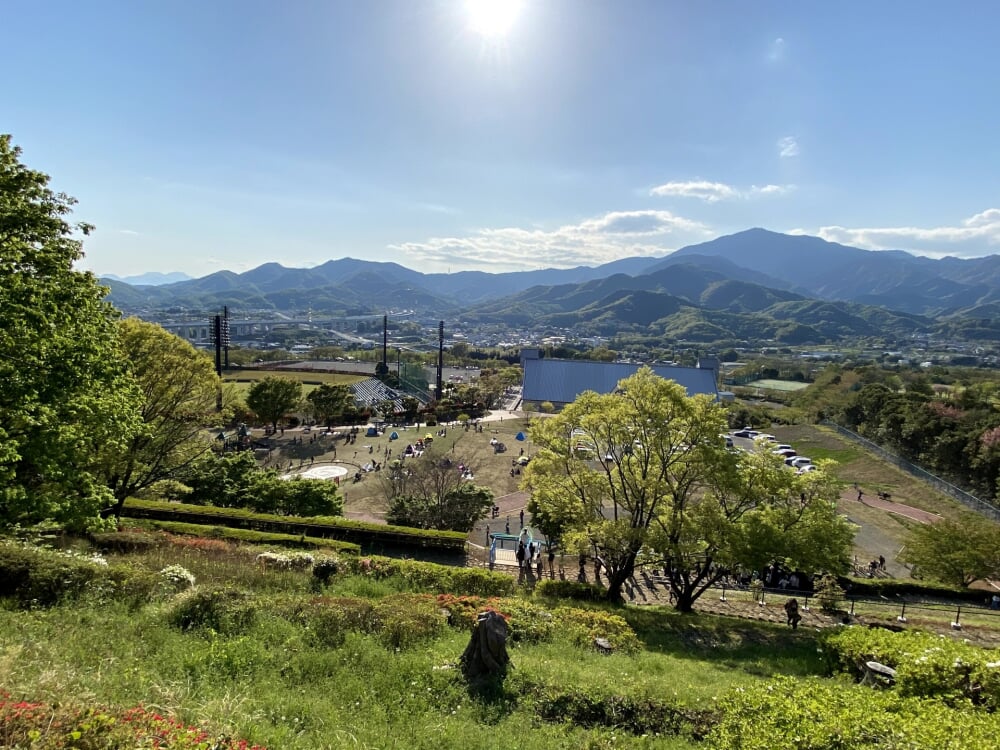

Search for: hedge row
xmin=127 ymin=520 xmax=361 ymax=555
xmin=340 ymin=555 xmax=515 ymax=598
xmin=122 ymin=498 xmax=466 ymax=552
xmin=840 ymin=575 xmax=988 ymax=604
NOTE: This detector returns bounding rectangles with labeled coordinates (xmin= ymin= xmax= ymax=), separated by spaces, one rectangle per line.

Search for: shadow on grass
xmin=463 ymin=673 xmax=521 ymax=725
xmin=621 ymin=605 xmax=824 ymax=678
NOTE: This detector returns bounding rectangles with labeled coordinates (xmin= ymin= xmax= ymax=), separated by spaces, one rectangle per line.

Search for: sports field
xmin=745 ymin=378 xmax=810 ymax=392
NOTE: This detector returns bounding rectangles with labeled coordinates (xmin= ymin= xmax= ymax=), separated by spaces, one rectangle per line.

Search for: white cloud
xmin=393 ymin=209 xmax=713 ymax=271
xmin=777 ymin=136 xmax=800 ymax=158
xmin=649 ymin=180 xmax=739 ymax=202
xmin=768 ymin=37 xmax=786 ymax=62
xmin=650 ymin=180 xmax=793 ymax=201
xmin=813 ymin=208 xmax=1000 ymax=258
xmin=751 ymin=184 xmax=791 ymax=196
xmin=117 ymin=229 xmax=140 ymax=236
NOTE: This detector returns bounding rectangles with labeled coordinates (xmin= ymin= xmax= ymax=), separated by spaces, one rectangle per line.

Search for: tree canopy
xmin=0 ymin=135 xmax=141 ymax=529
xmin=307 ymin=384 xmax=354 ymax=428
xmin=525 ymin=367 xmax=854 ymax=608
xmin=900 ymin=513 xmax=1000 ymax=587
xmin=382 ymin=455 xmax=494 ymax=532
xmin=246 ymin=377 xmax=302 ymax=429
xmin=99 ymin=318 xmax=220 ymax=514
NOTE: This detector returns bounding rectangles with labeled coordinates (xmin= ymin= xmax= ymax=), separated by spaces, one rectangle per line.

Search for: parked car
xmin=772 ymin=448 xmax=797 ymax=458
xmin=758 ymin=434 xmax=777 ymax=442
xmin=723 ymin=435 xmax=734 ymax=448
xmin=731 ymin=429 xmax=755 ymax=438
xmin=774 ymin=444 xmax=793 ymax=451
xmin=796 ymin=465 xmax=817 ymax=474
xmin=789 ymin=456 xmax=813 ymax=468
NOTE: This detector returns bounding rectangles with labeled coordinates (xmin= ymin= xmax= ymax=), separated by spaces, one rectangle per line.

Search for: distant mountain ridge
xmin=99 ymin=229 xmax=1000 ymax=343
xmin=102 ymin=271 xmax=192 ymax=286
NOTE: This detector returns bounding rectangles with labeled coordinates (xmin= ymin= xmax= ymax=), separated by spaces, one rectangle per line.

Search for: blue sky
xmin=6 ymin=0 xmax=1000 ymax=277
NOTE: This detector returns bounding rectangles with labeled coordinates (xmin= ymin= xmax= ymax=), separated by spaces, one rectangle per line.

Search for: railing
xmin=698 ymin=580 xmax=1000 ymax=629
xmin=821 ymin=420 xmax=1000 ymax=521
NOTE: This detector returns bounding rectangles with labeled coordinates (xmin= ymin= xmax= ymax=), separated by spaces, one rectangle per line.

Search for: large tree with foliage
xmin=307 ymin=384 xmax=354 ymax=427
xmin=0 ymin=135 xmax=141 ymax=529
xmin=900 ymin=513 xmax=1000 ymax=587
xmin=382 ymin=455 xmax=493 ymax=531
xmin=99 ymin=318 xmax=220 ymax=515
xmin=525 ymin=368 xmax=853 ymax=608
xmin=246 ymin=377 xmax=302 ymax=429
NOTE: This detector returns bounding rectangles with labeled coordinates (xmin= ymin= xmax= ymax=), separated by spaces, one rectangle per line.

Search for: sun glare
xmin=465 ymin=0 xmax=522 ymax=37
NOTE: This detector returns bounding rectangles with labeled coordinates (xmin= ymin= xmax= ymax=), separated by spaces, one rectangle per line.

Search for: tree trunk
xmin=603 ymin=553 xmax=637 ymax=604
xmin=673 ymin=588 xmax=696 ymax=613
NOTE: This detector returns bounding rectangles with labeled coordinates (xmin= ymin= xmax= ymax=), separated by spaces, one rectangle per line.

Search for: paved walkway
xmin=842 ymin=489 xmax=942 ymax=524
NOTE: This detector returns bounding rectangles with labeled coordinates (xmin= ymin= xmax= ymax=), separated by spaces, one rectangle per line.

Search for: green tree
xmin=306 ymin=384 xmax=354 ymax=427
xmin=100 ymin=319 xmax=219 ymax=516
xmin=246 ymin=377 xmax=302 ymax=430
xmin=900 ymin=513 xmax=1000 ymax=587
xmin=0 ymin=135 xmax=142 ymax=529
xmin=381 ymin=455 xmax=493 ymax=531
xmin=525 ymin=367 xmax=852 ymax=607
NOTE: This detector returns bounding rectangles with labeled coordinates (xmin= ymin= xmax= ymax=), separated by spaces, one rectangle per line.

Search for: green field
xmin=745 ymin=378 xmax=810 ymax=392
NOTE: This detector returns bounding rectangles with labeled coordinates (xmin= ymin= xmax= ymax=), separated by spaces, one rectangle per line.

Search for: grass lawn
xmin=0 ymin=538 xmax=831 ymax=750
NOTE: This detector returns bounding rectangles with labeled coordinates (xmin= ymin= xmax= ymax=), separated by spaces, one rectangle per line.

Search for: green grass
xmin=0 ymin=540 xmax=827 ymax=749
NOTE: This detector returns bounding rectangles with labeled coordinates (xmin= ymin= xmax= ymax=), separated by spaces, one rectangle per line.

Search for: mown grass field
xmin=744 ymin=379 xmax=810 ymax=392
xmin=223 ymin=370 xmax=366 ymax=397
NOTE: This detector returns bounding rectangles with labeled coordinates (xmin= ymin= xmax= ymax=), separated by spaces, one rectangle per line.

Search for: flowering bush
xmin=160 ymin=564 xmax=197 ymax=591
xmin=0 ymin=691 xmax=266 ymax=749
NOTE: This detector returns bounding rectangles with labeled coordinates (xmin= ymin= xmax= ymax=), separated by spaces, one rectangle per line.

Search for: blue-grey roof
xmin=522 ymin=360 xmax=718 ymax=405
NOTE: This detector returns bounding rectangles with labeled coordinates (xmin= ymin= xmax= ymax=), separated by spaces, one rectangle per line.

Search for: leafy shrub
xmin=534 ymin=689 xmax=714 ymax=739
xmin=535 ymin=579 xmax=605 ymax=602
xmin=312 ymin=556 xmax=340 ymax=586
xmin=814 ymin=574 xmax=846 ymax=612
xmin=294 ymin=594 xmax=443 ymax=650
xmin=710 ymin=676 xmax=1000 ymax=749
xmin=342 ymin=555 xmax=515 ymax=597
xmin=553 ymin=606 xmax=641 ymax=654
xmin=0 ymin=691 xmax=265 ymax=749
xmin=159 ymin=565 xmax=196 ymax=592
xmin=88 ymin=530 xmax=159 ymax=553
xmin=167 ymin=587 xmax=257 ymax=635
xmin=0 ymin=543 xmax=103 ymax=606
xmin=822 ymin=627 xmax=1000 ymax=709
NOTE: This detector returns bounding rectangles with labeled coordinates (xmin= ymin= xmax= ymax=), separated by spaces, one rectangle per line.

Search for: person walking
xmin=784 ymin=598 xmax=801 ymax=629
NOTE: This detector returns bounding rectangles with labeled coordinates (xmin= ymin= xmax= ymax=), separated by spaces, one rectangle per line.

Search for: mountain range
xmin=101 ymin=229 xmax=1000 ymax=345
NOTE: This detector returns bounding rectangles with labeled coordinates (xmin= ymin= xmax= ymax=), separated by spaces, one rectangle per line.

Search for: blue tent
xmin=389 ymin=431 xmax=399 ymax=440
xmin=515 ymin=431 xmax=526 ymax=441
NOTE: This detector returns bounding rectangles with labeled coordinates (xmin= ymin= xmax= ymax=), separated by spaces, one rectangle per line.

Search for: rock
xmin=594 ymin=637 xmax=613 ymax=654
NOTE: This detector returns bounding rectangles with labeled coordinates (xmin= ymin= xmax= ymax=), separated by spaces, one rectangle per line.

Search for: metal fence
xmin=707 ymin=581 xmax=1000 ymax=630
xmin=821 ymin=420 xmax=1000 ymax=521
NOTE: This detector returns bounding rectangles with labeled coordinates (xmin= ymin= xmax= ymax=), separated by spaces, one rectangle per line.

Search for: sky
xmin=6 ymin=0 xmax=1000 ymax=278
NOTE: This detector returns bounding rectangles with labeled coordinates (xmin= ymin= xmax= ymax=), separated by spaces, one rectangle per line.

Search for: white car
xmin=796 ymin=464 xmax=817 ymax=474
xmin=774 ymin=444 xmax=793 ymax=451
xmin=789 ymin=456 xmax=812 ymax=469
xmin=758 ymin=434 xmax=777 ymax=442
xmin=772 ymin=448 xmax=797 ymax=458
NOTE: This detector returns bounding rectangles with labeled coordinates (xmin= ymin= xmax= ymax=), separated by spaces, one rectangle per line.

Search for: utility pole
xmin=436 ymin=320 xmax=444 ymax=401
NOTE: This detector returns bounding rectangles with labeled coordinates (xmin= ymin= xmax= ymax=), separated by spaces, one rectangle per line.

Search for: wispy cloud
xmin=768 ymin=37 xmax=786 ymax=62
xmin=813 ymin=208 xmax=1000 ymax=258
xmin=118 ymin=229 xmax=140 ymax=236
xmin=393 ymin=209 xmax=713 ymax=271
xmin=649 ymin=180 xmax=739 ymax=202
xmin=650 ymin=180 xmax=793 ymax=202
xmin=777 ymin=136 xmax=800 ymax=158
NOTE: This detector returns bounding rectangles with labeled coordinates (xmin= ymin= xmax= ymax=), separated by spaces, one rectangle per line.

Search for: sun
xmin=465 ymin=0 xmax=523 ymax=38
